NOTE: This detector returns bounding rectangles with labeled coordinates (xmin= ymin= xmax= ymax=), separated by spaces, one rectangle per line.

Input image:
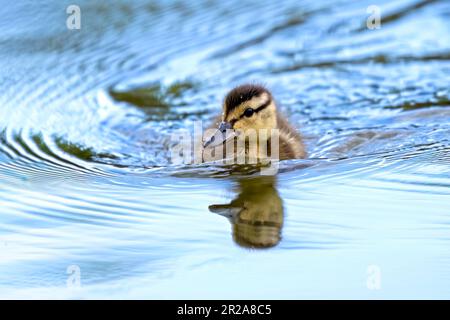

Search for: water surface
xmin=0 ymin=0 xmax=449 ymax=299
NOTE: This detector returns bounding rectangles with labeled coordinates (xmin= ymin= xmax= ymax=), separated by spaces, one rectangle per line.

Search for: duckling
xmin=203 ymin=84 xmax=306 ymax=161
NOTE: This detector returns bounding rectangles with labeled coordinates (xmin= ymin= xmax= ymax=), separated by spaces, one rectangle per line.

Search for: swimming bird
xmin=203 ymin=84 xmax=305 ymax=161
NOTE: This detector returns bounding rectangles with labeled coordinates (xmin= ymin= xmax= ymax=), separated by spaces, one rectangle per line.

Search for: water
xmin=0 ymin=0 xmax=449 ymax=299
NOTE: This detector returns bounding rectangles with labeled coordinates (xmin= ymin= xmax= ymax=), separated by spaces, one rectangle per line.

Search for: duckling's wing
xmin=276 ymin=112 xmax=306 ymax=159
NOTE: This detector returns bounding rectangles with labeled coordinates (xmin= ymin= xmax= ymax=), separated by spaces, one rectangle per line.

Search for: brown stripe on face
xmin=225 ymin=92 xmax=272 ymax=127
xmin=252 ymin=98 xmax=271 ymax=114
xmin=235 ymin=97 xmax=272 ymax=120
xmin=224 ymin=84 xmax=268 ymax=117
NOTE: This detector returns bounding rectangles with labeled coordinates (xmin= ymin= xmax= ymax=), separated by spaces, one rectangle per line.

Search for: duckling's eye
xmin=244 ymin=108 xmax=254 ymax=118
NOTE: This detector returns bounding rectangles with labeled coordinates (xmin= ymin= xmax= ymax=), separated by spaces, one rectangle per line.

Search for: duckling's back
xmin=276 ymin=113 xmax=306 ymax=160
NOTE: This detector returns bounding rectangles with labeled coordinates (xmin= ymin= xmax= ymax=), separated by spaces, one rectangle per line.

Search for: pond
xmin=0 ymin=0 xmax=449 ymax=298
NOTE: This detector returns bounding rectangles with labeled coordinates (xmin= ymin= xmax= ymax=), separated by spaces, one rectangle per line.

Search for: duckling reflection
xmin=209 ymin=176 xmax=283 ymax=249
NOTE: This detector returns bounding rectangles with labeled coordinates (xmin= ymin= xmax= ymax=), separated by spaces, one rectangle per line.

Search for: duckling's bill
xmin=203 ymin=121 xmax=236 ymax=148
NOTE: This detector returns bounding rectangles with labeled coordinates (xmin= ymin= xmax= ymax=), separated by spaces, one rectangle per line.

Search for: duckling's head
xmin=204 ymin=84 xmax=278 ymax=148
xmin=223 ymin=84 xmax=277 ymax=131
